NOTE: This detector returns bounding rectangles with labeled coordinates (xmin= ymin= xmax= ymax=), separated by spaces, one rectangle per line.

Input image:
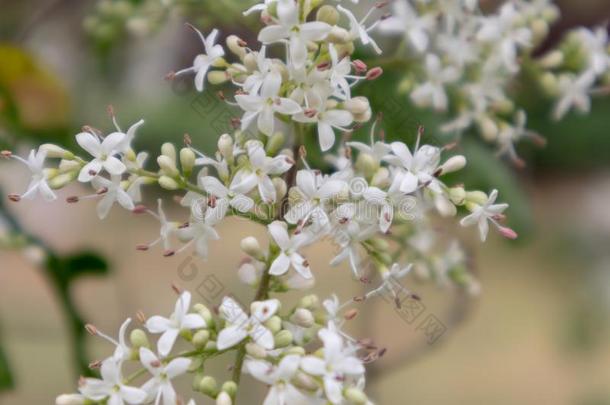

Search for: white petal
xmin=145 ymin=316 xmax=172 ymax=333
xmin=268 ymin=221 xmax=291 ymax=250
xmin=300 ymin=356 xmax=326 ymax=376
xmin=103 ymin=156 xmax=127 ymax=175
xmin=217 ymin=325 xmax=248 ymax=350
xmin=76 ymin=132 xmax=101 ymax=157
xmin=258 ymin=25 xmax=290 ymax=43
xmin=318 ymin=122 xmax=336 ymax=152
xmin=165 ymin=357 xmax=191 ymax=379
xmin=269 ymin=252 xmax=291 ymax=276
xmin=157 ymin=328 xmax=180 ymax=357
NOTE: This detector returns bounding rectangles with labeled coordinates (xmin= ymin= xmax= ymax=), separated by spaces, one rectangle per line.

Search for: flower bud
xmin=274 ymin=330 xmax=293 ymax=348
xmin=343 ymin=96 xmax=371 ymax=122
xmin=448 ymin=186 xmax=466 ymax=205
xmin=531 ymin=19 xmax=549 ymax=43
xmin=266 ymin=132 xmax=285 ymax=155
xmin=476 ymin=116 xmax=498 ymax=142
xmin=284 ymin=346 xmax=306 ymax=356
xmin=216 ymin=391 xmax=232 ymax=405
xmin=199 ymin=376 xmax=219 ymax=397
xmin=59 ymin=159 xmax=81 ymax=172
xmin=355 ymin=152 xmax=379 ymax=178
xmin=240 ymin=236 xmax=264 ymax=259
xmin=327 ymin=26 xmax=350 ymax=43
xmin=221 ymin=381 xmax=238 ymax=398
xmin=161 ymin=142 xmax=176 ymax=162
xmin=265 ymin=316 xmax=282 ymax=334
xmin=192 ymin=371 xmax=205 ymax=391
xmin=238 ymin=262 xmax=261 ymax=286
xmin=538 ymin=50 xmax=564 ymax=69
xmin=293 ymin=371 xmax=319 ymax=391
xmin=157 ymin=155 xmax=179 ymax=177
xmin=129 ymin=328 xmax=149 ymax=348
xmin=226 ymin=35 xmax=247 ymax=59
xmin=291 ymin=308 xmax=315 ymax=328
xmin=40 ymin=144 xmax=73 ymax=159
xmin=299 ymin=294 xmax=320 ymax=310
xmin=212 ymin=57 xmax=227 ymax=68
xmin=158 ymin=176 xmax=180 ymax=190
xmin=440 ymin=155 xmax=466 ymax=174
xmin=540 ymin=72 xmax=559 ymax=96
xmin=180 ymin=148 xmax=196 ymax=175
xmin=193 ymin=330 xmax=210 ymax=348
xmin=243 ymin=52 xmax=258 ymax=72
xmin=272 ymin=178 xmax=287 ymax=202
xmin=55 ymin=394 xmax=85 ymax=405
xmin=344 ymin=387 xmax=368 ymax=405
xmin=434 ymin=195 xmax=457 ymax=217
xmin=316 ymin=5 xmax=339 ymax=25
xmin=193 ymin=303 xmax=214 ymax=326
xmin=246 ymin=342 xmax=267 ymax=358
xmin=49 ymin=172 xmax=78 ymax=189
xmin=465 ymin=191 xmax=488 ymax=206
xmin=208 ymin=70 xmax=229 ymax=85
xmin=371 ymin=167 xmax=390 ymax=188
xmin=369 ymin=238 xmax=389 ymax=251
xmin=218 ymin=134 xmax=234 ymax=161
xmin=205 ymin=341 xmax=217 ymax=351
xmin=334 ymin=42 xmax=355 ymax=57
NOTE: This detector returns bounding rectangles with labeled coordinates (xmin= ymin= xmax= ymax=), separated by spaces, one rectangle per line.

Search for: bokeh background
xmin=1 ymin=0 xmax=610 ymax=404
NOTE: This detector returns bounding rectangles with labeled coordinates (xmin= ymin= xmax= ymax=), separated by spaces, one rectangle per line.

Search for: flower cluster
xmin=4 ymin=0 xmax=517 ymax=403
xmin=377 ymin=0 xmax=610 ymax=165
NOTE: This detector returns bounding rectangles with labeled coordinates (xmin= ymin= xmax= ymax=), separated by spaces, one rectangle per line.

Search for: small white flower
xmin=112 ymin=118 xmax=145 ymax=153
xmin=230 ymin=141 xmax=293 ymax=203
xmin=378 ymin=0 xmax=434 ymax=53
xmin=175 ymin=26 xmax=225 ymax=92
xmin=217 ymin=296 xmax=279 ymax=350
xmin=367 ymin=263 xmax=413 ymax=303
xmin=145 ymin=291 xmax=206 ymax=356
xmin=293 ymin=105 xmax=353 ymax=152
xmin=79 ymin=358 xmax=147 ymax=404
xmin=91 ymin=175 xmax=135 ymax=220
xmin=245 ymin=355 xmax=311 ymax=405
xmin=236 ymin=73 xmax=302 ymax=136
xmin=460 ymin=189 xmax=511 ymax=242
xmin=338 ymin=5 xmax=382 ymax=54
xmin=410 ymin=54 xmax=459 ymax=111
xmin=553 ymin=72 xmax=596 ymax=121
xmin=301 ymin=328 xmax=365 ymax=404
xmin=268 ymin=221 xmax=312 ymax=279
xmin=176 ymin=199 xmax=222 ymax=258
xmin=258 ymin=0 xmax=331 ymax=68
xmin=384 ymin=141 xmax=441 ymax=194
xmin=242 ymin=46 xmax=282 ymax=96
xmin=576 ymin=27 xmax=610 ymax=75
xmin=91 ymin=318 xmax=132 ymax=361
xmin=13 ymin=149 xmax=56 ymax=201
xmin=139 ymin=347 xmax=191 ymax=405
xmin=76 ymin=131 xmax=126 ymax=182
xmin=285 ymin=170 xmax=346 ymax=229
xmin=200 ymin=176 xmax=255 ymax=214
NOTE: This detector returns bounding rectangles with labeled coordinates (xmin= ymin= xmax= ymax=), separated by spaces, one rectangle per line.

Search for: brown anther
xmin=150 ymin=360 xmax=162 ymax=368
xmin=88 ymin=169 xmax=98 ymax=177
xmin=345 ymin=146 xmax=352 ymax=160
xmin=8 ymin=194 xmax=21 ymax=202
xmin=394 ymin=297 xmax=402 ymax=309
xmin=344 ymin=308 xmax=358 ymax=321
xmin=133 ymin=205 xmax=148 ymax=214
xmin=511 ymin=155 xmax=526 ymax=169
xmin=230 ymin=117 xmax=241 ymax=129
xmin=380 ymin=12 xmax=392 ymax=21
xmin=172 ymin=284 xmax=183 ymax=295
xmin=359 ymin=276 xmax=371 ymax=284
xmin=366 ymin=67 xmax=383 ymax=80
xmin=339 ymin=217 xmax=349 ymax=224
xmin=410 ymin=293 xmax=421 ymax=301
xmin=78 ymin=376 xmax=86 ymax=386
xmin=433 ymin=168 xmax=443 ymax=178
xmin=353 ymin=295 xmax=366 ymax=302
xmin=1 ymin=150 xmax=12 ymax=158
xmin=165 ymin=71 xmax=176 ymax=81
xmin=85 ymin=324 xmax=98 ymax=336
xmin=208 ymin=195 xmax=217 ymax=208
xmin=184 ymin=133 xmax=192 ymax=146
xmin=237 ymin=38 xmax=248 ymax=47
xmin=492 ymin=213 xmax=506 ymax=221
xmin=443 ymin=141 xmax=459 ymax=151
xmin=96 ymin=187 xmax=109 ymax=195
xmin=302 ymin=260 xmax=310 ymax=267
xmin=317 ymin=61 xmax=331 ymax=70
xmin=377 ymin=347 xmax=387 ymax=357
xmin=217 ymin=91 xmax=226 ymax=101
xmin=107 ymin=105 xmax=115 ymax=118
xmin=66 ymin=196 xmax=79 ymax=203
xmin=89 ymin=360 xmax=102 ymax=369
xmin=375 ymin=0 xmax=389 ymax=8
xmin=136 ymin=310 xmax=146 ymax=324
xmin=179 ymin=222 xmax=190 ymax=229
xmin=304 ymin=108 xmax=318 ymax=118
xmin=352 ymin=59 xmax=368 ymax=74
xmin=299 ymin=145 xmax=307 ymax=158
xmin=164 ymin=250 xmax=176 ymax=257
xmin=136 ymin=244 xmax=150 ymax=251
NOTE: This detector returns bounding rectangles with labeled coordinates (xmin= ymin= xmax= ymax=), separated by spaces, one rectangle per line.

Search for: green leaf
xmin=0 ymin=340 xmax=14 ymax=392
xmin=64 ymin=252 xmax=110 ymax=281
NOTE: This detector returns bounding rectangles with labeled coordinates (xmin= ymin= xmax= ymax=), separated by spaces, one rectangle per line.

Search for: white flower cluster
xmin=4 ymin=0 xmax=518 ymax=403
xmin=377 ymin=0 xmax=610 ymax=165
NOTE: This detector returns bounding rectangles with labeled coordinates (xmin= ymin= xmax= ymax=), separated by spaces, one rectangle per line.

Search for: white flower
xmin=200 ymin=176 xmax=254 ymax=214
xmin=285 ymin=170 xmax=346 ymax=229
xmin=367 ymin=263 xmax=413 ymax=303
xmin=126 ymin=152 xmax=149 ymax=202
xmin=384 ymin=141 xmax=441 ymax=194
xmin=217 ymin=296 xmax=279 ymax=350
xmin=327 ymin=45 xmax=356 ymax=101
xmin=460 ymin=189 xmax=510 ymax=242
xmin=410 ymin=54 xmax=459 ymax=111
xmin=230 ymin=141 xmax=293 ymax=203
xmin=79 ymin=358 xmax=147 ymax=404
xmin=91 ymin=175 xmax=136 ymax=220
xmin=301 ymin=328 xmax=365 ymax=404
xmin=76 ymin=131 xmax=126 ymax=182
xmin=346 ymin=137 xmax=391 ymax=167
xmin=338 ymin=5 xmax=382 ymax=54
xmin=145 ymin=199 xmax=180 ymax=253
xmin=553 ymin=72 xmax=596 ymax=121
xmin=378 ymin=0 xmax=434 ymax=53
xmin=243 ymin=0 xmax=273 ymax=16
xmin=139 ymin=347 xmax=191 ymax=405
xmin=145 ymin=291 xmax=206 ymax=356
xmin=13 ymin=149 xmax=56 ymax=201
xmin=268 ymin=221 xmax=312 ymax=279
xmin=92 ymin=318 xmax=132 ymax=361
xmin=113 ymin=119 xmax=145 ymax=153
xmin=236 ymin=71 xmax=302 ymax=136
xmin=245 ymin=355 xmax=311 ymax=405
xmin=175 ymin=26 xmax=225 ymax=92
xmin=576 ymin=27 xmax=610 ymax=75
xmin=243 ymin=46 xmax=282 ymax=95
xmin=258 ymin=0 xmax=331 ymax=68
xmin=176 ymin=199 xmax=222 ymax=258
xmin=293 ymin=105 xmax=353 ymax=152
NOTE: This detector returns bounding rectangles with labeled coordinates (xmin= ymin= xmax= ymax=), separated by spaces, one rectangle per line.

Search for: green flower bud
xmin=40 ymin=144 xmax=73 ymax=159
xmin=327 ymin=26 xmax=350 ymax=43
xmin=274 ymin=330 xmax=293 ymax=348
xmin=193 ymin=303 xmax=214 ymax=326
xmin=226 ymin=35 xmax=247 ymax=59
xmin=208 ymin=70 xmax=229 ymax=85
xmin=129 ymin=328 xmax=149 ymax=349
xmin=265 ymin=316 xmax=282 ymax=334
xmin=216 ymin=391 xmax=232 ymax=405
xmin=266 ymin=132 xmax=285 ymax=155
xmin=448 ymin=186 xmax=466 ymax=205
xmin=204 ymin=341 xmax=217 ymax=351
xmin=293 ymin=371 xmax=319 ymax=391
xmin=291 ymin=308 xmax=314 ymax=328
xmin=369 ymin=238 xmax=389 ymax=252
xmin=193 ymin=330 xmax=210 ymax=349
xmin=240 ymin=236 xmax=264 ymax=260
xmin=193 ymin=371 xmax=205 ymax=391
xmin=246 ymin=342 xmax=267 ymax=359
xmin=476 ymin=116 xmax=498 ymax=142
xmin=58 ymin=159 xmax=80 ymax=172
xmin=299 ymin=294 xmax=320 ymax=310
xmin=221 ymin=381 xmax=238 ymax=398
xmin=355 ymin=153 xmax=379 ymax=178
xmin=284 ymin=346 xmax=306 ymax=356
xmin=440 ymin=155 xmax=467 ymax=175
xmin=158 ymin=176 xmax=180 ymax=190
xmin=465 ymin=191 xmax=488 ymax=206
xmin=218 ymin=134 xmax=234 ymax=162
xmin=317 ymin=5 xmax=340 ymax=25
xmin=48 ymin=172 xmax=78 ymax=189
xmin=199 ymin=376 xmax=219 ymax=397
xmin=344 ymin=387 xmax=368 ymax=405
xmin=273 ymin=178 xmax=288 ymax=202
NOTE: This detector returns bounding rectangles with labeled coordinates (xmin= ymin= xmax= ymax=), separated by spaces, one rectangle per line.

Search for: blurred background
xmin=1 ymin=0 xmax=610 ymax=404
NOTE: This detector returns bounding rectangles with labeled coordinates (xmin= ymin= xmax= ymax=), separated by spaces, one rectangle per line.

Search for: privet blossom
xmin=5 ymin=1 xmax=519 ymax=404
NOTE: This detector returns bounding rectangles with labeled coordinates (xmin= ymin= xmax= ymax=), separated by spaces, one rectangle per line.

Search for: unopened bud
xmin=199 ymin=376 xmax=219 ymax=397
xmin=208 ymin=70 xmax=229 ymax=85
xmin=274 ymin=330 xmax=293 ymax=348
xmin=193 ymin=330 xmax=210 ymax=348
xmin=465 ymin=191 xmax=488 ymax=206
xmin=345 ymin=387 xmax=368 ymax=405
xmin=265 ymin=316 xmax=282 ymax=334
xmin=246 ymin=342 xmax=267 ymax=358
xmin=218 ymin=134 xmax=234 ymax=162
xmin=40 ymin=144 xmax=74 ymax=159
xmin=55 ymin=394 xmax=85 ymax=405
xmin=448 ymin=186 xmax=466 ymax=205
xmin=477 ymin=116 xmax=498 ymax=141
xmin=344 ymin=96 xmax=371 ymax=123
xmin=355 ymin=152 xmax=379 ymax=178
xmin=317 ymin=5 xmax=339 ymax=25
xmin=49 ymin=172 xmax=78 ymax=189
xmin=293 ymin=371 xmax=318 ymax=391
xmin=327 ymin=26 xmax=350 ymax=43
xmin=272 ymin=177 xmax=287 ymax=202
xmin=226 ymin=35 xmax=247 ymax=59
xmin=531 ymin=19 xmax=549 ymax=43
xmin=158 ymin=176 xmax=180 ymax=190
xmin=222 ymin=381 xmax=238 ymax=398
xmin=157 ymin=155 xmax=179 ymax=177
xmin=291 ymin=308 xmax=314 ymax=328
xmin=240 ymin=236 xmax=263 ymax=259
xmin=266 ymin=132 xmax=285 ymax=155
xmin=129 ymin=328 xmax=150 ymax=348
xmin=216 ymin=391 xmax=232 ymax=405
xmin=440 ymin=155 xmax=466 ymax=174
xmin=540 ymin=72 xmax=559 ymax=96
xmin=299 ymin=294 xmax=320 ymax=310
xmin=344 ymin=308 xmax=359 ymax=321
xmin=180 ymin=148 xmax=196 ymax=175
xmin=193 ymin=303 xmax=214 ymax=326
xmin=161 ymin=142 xmax=176 ymax=162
